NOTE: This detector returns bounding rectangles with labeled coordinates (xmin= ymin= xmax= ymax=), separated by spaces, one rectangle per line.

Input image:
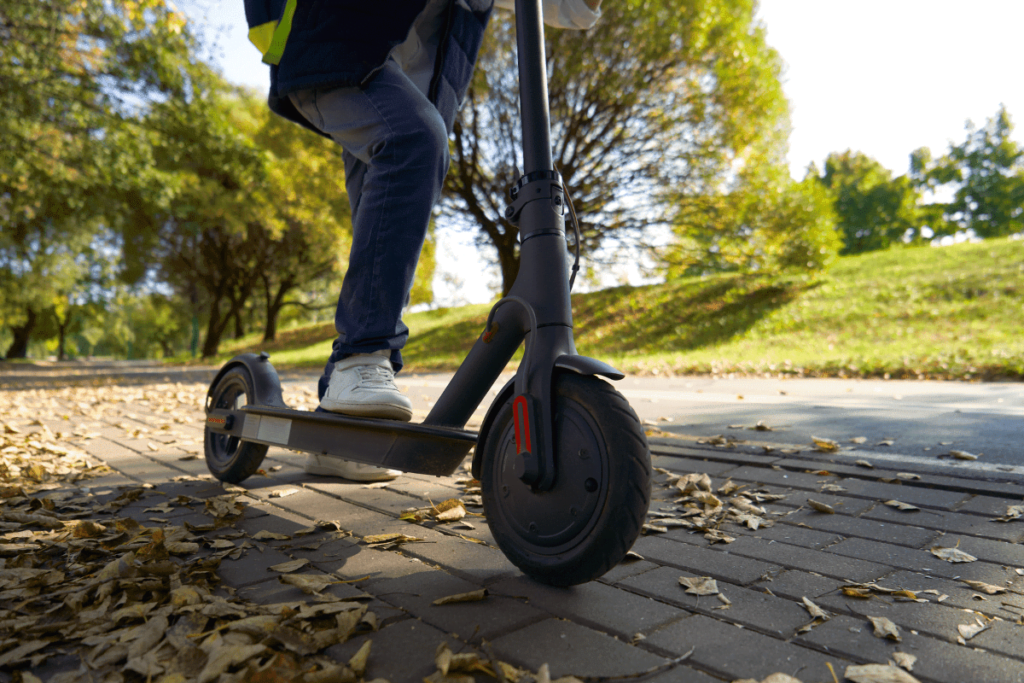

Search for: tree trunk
xmin=4 ymin=308 xmax=37 ymax=359
xmin=57 ymin=324 xmax=68 ymax=361
xmin=496 ymin=235 xmax=521 ymax=296
xmin=202 ymin=298 xmax=228 ymax=358
xmin=233 ymin=309 xmax=245 ymax=339
xmin=262 ymin=279 xmax=292 ymax=343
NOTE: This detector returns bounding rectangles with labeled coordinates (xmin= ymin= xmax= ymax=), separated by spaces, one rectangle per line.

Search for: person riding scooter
xmin=243 ymin=0 xmax=602 ymax=480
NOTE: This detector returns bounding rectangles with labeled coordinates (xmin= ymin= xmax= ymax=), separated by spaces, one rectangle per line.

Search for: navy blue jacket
xmin=244 ymin=0 xmax=494 ymax=136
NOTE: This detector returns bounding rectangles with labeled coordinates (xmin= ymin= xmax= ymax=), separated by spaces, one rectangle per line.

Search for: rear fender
xmin=205 ymin=353 xmax=288 ymax=411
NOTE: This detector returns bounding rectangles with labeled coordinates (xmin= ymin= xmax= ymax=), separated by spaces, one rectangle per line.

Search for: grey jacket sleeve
xmin=492 ymin=0 xmax=601 ymax=30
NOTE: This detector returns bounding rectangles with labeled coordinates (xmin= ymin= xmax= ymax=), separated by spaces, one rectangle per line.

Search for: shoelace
xmin=355 ymin=364 xmax=398 ymax=390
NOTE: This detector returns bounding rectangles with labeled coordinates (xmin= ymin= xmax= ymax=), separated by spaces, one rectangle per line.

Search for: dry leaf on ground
xmin=950 ymin=450 xmax=979 ymax=460
xmin=269 ymin=558 xmax=310 ymax=573
xmin=892 ymin=652 xmax=916 ymax=671
xmin=958 ymin=619 xmax=988 ymax=640
xmin=432 ymin=589 xmax=488 ymax=605
xmin=931 ymin=545 xmax=977 ymax=563
xmin=993 ymin=504 xmax=1024 ymax=522
xmin=884 ymin=500 xmax=920 ymax=512
xmin=679 ymin=576 xmax=718 ymax=596
xmin=962 ymin=579 xmax=1007 ymax=594
xmin=801 ymin=597 xmax=829 ymax=620
xmin=811 ymin=436 xmax=839 ymax=452
xmin=845 ymin=663 xmax=922 ymax=683
xmin=868 ymin=616 xmax=901 ymax=641
xmin=807 ymin=500 xmax=835 ymax=514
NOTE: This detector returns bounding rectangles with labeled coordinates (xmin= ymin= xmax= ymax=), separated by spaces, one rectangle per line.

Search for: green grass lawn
xmin=202 ymin=237 xmax=1024 ymax=380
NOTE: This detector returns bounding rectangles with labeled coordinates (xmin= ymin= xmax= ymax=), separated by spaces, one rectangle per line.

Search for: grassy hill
xmin=206 ymin=237 xmax=1024 ymax=380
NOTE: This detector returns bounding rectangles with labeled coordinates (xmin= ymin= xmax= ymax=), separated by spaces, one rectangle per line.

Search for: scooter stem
xmin=515 ymin=0 xmax=554 ymax=174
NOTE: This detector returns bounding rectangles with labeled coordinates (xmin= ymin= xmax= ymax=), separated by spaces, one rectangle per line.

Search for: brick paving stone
xmin=721 ymin=466 xmax=828 ymax=492
xmin=971 ymin=620 xmax=1024 ymax=661
xmin=794 ymin=613 xmax=912 ymax=665
xmin=779 ymin=508 xmax=941 ymax=547
xmin=725 ymin=535 xmax=890 ymax=583
xmin=365 ymin=569 xmax=545 ymax=642
xmin=825 ymin=537 xmax=1019 ymax=583
xmin=314 ymin=544 xmax=433 ymax=582
xmin=637 ymin=663 xmax=728 ymax=683
xmin=753 ymin=569 xmax=845 ymax=602
xmin=643 ymin=613 xmax=845 ymax=682
xmin=600 ymin=558 xmax=660 ymax=584
xmin=797 ymin=614 xmax=1024 ymax=683
xmin=650 ymin=454 xmax=739 ymax=476
xmin=490 ymin=575 xmax=680 ymax=639
xmin=312 ymin=481 xmax=428 ymax=516
xmin=235 ymin=570 xmax=382 ymax=609
xmin=400 ymin=533 xmax=519 ymax=585
xmin=383 ymin=475 xmax=465 ymax=501
xmin=619 ymin=565 xmax=810 ymax=638
xmin=632 ymin=535 xmax=778 ymax=586
xmin=879 ymin=569 xmax=1024 ymax=620
xmin=948 ymin=534 xmax=1024 ymax=566
xmin=258 ymin=486 xmax=421 ymax=539
xmin=490 ymin=618 xmax=668 ymax=679
xmin=861 ymin=503 xmax=1024 ymax=543
xmin=958 ymin=493 xmax=1024 ymax=517
xmin=747 ymin=522 xmax=844 ymax=550
xmin=216 ymin=543 xmax=296 ymax=587
xmin=652 ymin=443 xmax=779 ymax=467
xmin=324 ymin=618 xmax=464 ymax=682
xmin=767 ymin=488 xmax=877 ymax=516
xmin=812 ymin=591 xmax=996 ymax=644
xmin=833 ymin=477 xmax=970 ymax=510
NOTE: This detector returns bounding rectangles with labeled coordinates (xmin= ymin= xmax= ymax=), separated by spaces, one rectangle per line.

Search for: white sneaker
xmin=304 ymin=454 xmax=401 ymax=481
xmin=319 ymin=350 xmax=413 ymax=421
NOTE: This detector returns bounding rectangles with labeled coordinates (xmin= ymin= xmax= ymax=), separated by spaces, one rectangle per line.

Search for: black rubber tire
xmin=480 ymin=372 xmax=651 ymax=586
xmin=204 ymin=367 xmax=269 ymax=484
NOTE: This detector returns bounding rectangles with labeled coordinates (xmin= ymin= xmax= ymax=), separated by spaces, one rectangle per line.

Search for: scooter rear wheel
xmin=204 ymin=367 xmax=268 ymax=483
xmin=480 ymin=373 xmax=651 ymax=586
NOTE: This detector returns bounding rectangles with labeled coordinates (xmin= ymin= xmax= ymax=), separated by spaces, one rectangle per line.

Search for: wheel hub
xmin=492 ymin=404 xmax=606 ymax=551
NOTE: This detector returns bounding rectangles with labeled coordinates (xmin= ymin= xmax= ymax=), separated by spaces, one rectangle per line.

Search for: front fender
xmin=470 ymin=355 xmax=623 ymax=479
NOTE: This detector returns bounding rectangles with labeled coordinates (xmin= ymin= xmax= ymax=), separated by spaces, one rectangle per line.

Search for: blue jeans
xmin=288 ymin=58 xmax=450 ymax=400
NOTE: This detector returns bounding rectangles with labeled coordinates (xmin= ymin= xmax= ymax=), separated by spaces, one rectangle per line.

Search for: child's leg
xmin=288 ymin=59 xmax=450 ymax=400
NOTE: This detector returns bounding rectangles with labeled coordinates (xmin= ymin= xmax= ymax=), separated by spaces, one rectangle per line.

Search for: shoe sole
xmin=318 ymin=400 xmax=413 ymax=422
xmin=304 ymin=461 xmax=400 ymax=481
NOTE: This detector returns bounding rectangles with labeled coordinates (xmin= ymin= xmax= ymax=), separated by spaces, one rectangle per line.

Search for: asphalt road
xmin=5 ymin=359 xmax=1019 ymax=475
xmin=372 ymin=372 xmax=1024 ymax=474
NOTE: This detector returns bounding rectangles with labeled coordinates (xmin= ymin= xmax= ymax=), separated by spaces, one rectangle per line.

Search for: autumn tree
xmin=911 ymin=105 xmax=1024 ymax=238
xmin=443 ymin=0 xmax=791 ymax=293
xmin=815 ymin=151 xmax=923 ymax=254
xmin=0 ymin=0 xmax=199 ymax=357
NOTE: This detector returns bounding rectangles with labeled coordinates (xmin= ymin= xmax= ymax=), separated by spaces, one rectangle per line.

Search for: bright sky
xmin=180 ymin=1 xmax=1024 ymax=302
xmin=758 ymin=0 xmax=1024 ymax=178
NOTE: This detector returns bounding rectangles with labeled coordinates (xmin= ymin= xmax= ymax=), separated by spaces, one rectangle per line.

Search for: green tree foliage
xmin=130 ymin=87 xmax=356 ymax=357
xmin=0 ymin=0 xmax=199 ymax=357
xmin=911 ymin=105 xmax=1024 ymax=237
xmin=816 ymin=151 xmax=923 ymax=254
xmin=667 ymin=163 xmax=840 ymax=276
xmin=444 ymin=0 xmax=790 ymax=293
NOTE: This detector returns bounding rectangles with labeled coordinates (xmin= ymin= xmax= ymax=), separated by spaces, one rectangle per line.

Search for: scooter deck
xmin=207 ymin=405 xmax=478 ymax=476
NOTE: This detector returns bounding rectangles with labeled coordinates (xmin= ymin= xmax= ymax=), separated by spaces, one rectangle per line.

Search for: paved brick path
xmin=5 ymin=378 xmax=1024 ymax=683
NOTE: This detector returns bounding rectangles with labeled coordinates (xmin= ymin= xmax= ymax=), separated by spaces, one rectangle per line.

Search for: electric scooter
xmin=203 ymin=0 xmax=652 ymax=586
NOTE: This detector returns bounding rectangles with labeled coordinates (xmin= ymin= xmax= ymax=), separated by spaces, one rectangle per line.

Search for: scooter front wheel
xmin=204 ymin=367 xmax=269 ymax=483
xmin=480 ymin=373 xmax=651 ymax=586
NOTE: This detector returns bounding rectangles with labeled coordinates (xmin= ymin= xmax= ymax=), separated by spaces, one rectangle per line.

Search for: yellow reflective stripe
xmin=248 ymin=20 xmax=277 ymax=56
xmin=262 ymin=0 xmax=298 ymax=65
